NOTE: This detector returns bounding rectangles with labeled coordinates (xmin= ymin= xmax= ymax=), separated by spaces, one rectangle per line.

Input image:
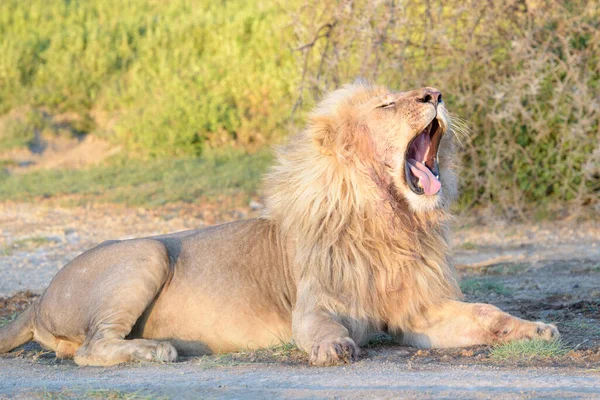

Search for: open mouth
xmin=404 ymin=118 xmax=443 ymax=196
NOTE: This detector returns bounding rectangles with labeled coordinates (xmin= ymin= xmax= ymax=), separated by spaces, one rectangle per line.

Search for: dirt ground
xmin=1 ymin=201 xmax=599 ymax=399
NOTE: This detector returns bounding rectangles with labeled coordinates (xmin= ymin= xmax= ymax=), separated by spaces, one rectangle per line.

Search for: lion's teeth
xmin=435 ymin=174 xmax=439 ymax=179
xmin=421 ymin=160 xmax=426 ymax=165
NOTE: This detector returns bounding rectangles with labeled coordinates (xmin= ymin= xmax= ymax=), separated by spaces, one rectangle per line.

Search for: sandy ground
xmin=1 ymin=201 xmax=599 ymax=399
xmin=1 ymin=356 xmax=600 ymax=399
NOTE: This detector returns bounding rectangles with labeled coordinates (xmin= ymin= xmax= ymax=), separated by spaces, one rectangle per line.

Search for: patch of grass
xmin=459 ymin=242 xmax=478 ymax=250
xmin=0 ymin=312 xmax=18 ymax=328
xmin=14 ymin=236 xmax=52 ymax=246
xmin=34 ymin=389 xmax=164 ymax=400
xmin=490 ymin=339 xmax=569 ymax=361
xmin=2 ymin=236 xmax=54 ymax=256
xmin=195 ymin=342 xmax=306 ymax=368
xmin=460 ymin=279 xmax=511 ymax=296
xmin=0 ymin=148 xmax=272 ymax=206
xmin=484 ymin=263 xmax=530 ymax=276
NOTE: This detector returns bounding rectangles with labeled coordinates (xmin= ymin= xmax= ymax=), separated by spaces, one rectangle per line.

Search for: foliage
xmin=0 ymin=0 xmax=296 ymax=157
xmin=290 ymin=0 xmax=600 ymax=214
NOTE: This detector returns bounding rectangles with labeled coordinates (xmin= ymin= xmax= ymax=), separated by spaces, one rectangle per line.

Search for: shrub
xmin=289 ymin=0 xmax=600 ymax=214
xmin=0 ymin=0 xmax=297 ymax=157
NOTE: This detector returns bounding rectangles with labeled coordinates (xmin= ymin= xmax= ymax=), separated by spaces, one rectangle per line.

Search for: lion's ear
xmin=310 ymin=110 xmax=371 ymax=161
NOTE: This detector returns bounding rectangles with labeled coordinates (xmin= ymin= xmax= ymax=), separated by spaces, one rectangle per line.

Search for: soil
xmin=1 ymin=201 xmax=599 ymax=398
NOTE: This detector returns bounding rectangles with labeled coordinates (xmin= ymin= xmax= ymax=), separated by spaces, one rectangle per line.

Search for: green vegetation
xmin=291 ymin=0 xmax=600 ymax=212
xmin=0 ymin=0 xmax=597 ymax=212
xmin=34 ymin=389 xmax=163 ymax=400
xmin=484 ymin=263 xmax=531 ymax=276
xmin=460 ymin=279 xmax=511 ymax=296
xmin=2 ymin=236 xmax=54 ymax=256
xmin=459 ymin=242 xmax=478 ymax=251
xmin=0 ymin=0 xmax=295 ymax=156
xmin=490 ymin=339 xmax=569 ymax=361
xmin=0 ymin=149 xmax=271 ymax=206
xmin=195 ymin=342 xmax=305 ymax=368
xmin=0 ymin=312 xmax=18 ymax=328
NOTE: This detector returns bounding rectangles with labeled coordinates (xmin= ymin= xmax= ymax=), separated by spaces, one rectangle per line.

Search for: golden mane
xmin=264 ymin=82 xmax=461 ymax=335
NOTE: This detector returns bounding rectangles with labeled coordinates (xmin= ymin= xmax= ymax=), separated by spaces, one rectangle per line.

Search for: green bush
xmin=0 ymin=0 xmax=296 ymax=156
xmin=289 ymin=0 xmax=600 ymax=213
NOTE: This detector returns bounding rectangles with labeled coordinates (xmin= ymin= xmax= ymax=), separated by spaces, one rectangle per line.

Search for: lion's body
xmin=33 ymin=219 xmax=293 ymax=357
xmin=0 ymin=82 xmax=558 ymax=366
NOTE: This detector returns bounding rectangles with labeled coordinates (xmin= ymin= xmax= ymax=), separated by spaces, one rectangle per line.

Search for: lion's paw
xmin=153 ymin=342 xmax=178 ymax=363
xmin=309 ymin=337 xmax=358 ymax=366
xmin=533 ymin=322 xmax=559 ymax=341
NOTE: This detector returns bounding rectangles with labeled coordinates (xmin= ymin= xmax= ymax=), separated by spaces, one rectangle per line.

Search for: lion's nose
xmin=418 ymin=88 xmax=442 ymax=108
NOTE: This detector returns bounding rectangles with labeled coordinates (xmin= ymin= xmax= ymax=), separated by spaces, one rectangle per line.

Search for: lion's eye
xmin=378 ymin=102 xmax=396 ymax=109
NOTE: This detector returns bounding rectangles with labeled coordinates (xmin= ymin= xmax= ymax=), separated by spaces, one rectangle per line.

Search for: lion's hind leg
xmin=66 ymin=239 xmax=177 ymax=366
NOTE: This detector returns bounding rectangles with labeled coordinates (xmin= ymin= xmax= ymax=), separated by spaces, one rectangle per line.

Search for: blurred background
xmin=0 ymin=0 xmax=598 ymax=219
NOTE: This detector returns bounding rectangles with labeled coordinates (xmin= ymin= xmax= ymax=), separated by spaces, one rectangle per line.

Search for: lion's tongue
xmin=408 ymin=159 xmax=441 ymax=196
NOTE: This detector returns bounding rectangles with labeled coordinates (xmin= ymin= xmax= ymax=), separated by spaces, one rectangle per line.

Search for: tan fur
xmin=0 ymin=81 xmax=558 ymax=366
xmin=265 ymin=83 xmax=459 ymax=336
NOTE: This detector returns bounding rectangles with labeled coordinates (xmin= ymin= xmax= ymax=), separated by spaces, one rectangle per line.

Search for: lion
xmin=0 ymin=81 xmax=558 ymax=366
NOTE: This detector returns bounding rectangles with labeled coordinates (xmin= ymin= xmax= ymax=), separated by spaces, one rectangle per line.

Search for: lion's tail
xmin=0 ymin=306 xmax=34 ymax=353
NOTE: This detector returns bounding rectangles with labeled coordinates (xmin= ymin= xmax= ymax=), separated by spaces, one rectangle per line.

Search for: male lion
xmin=0 ymin=82 xmax=558 ymax=366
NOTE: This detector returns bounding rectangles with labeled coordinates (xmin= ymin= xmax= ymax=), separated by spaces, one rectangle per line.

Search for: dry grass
xmin=194 ymin=343 xmax=306 ymax=368
xmin=32 ymin=389 xmax=164 ymax=400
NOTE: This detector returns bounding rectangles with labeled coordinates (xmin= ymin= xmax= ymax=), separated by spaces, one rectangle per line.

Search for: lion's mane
xmin=264 ymin=82 xmax=460 ymax=338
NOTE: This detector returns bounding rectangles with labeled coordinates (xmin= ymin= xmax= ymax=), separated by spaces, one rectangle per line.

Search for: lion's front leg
xmin=399 ymin=300 xmax=559 ymax=348
xmin=292 ymin=285 xmax=359 ymax=366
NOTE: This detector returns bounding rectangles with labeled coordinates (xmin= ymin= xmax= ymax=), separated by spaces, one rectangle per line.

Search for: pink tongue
xmin=408 ymin=159 xmax=441 ymax=196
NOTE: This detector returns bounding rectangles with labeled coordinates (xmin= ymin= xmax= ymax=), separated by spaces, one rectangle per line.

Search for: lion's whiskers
xmin=448 ymin=113 xmax=474 ymax=147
